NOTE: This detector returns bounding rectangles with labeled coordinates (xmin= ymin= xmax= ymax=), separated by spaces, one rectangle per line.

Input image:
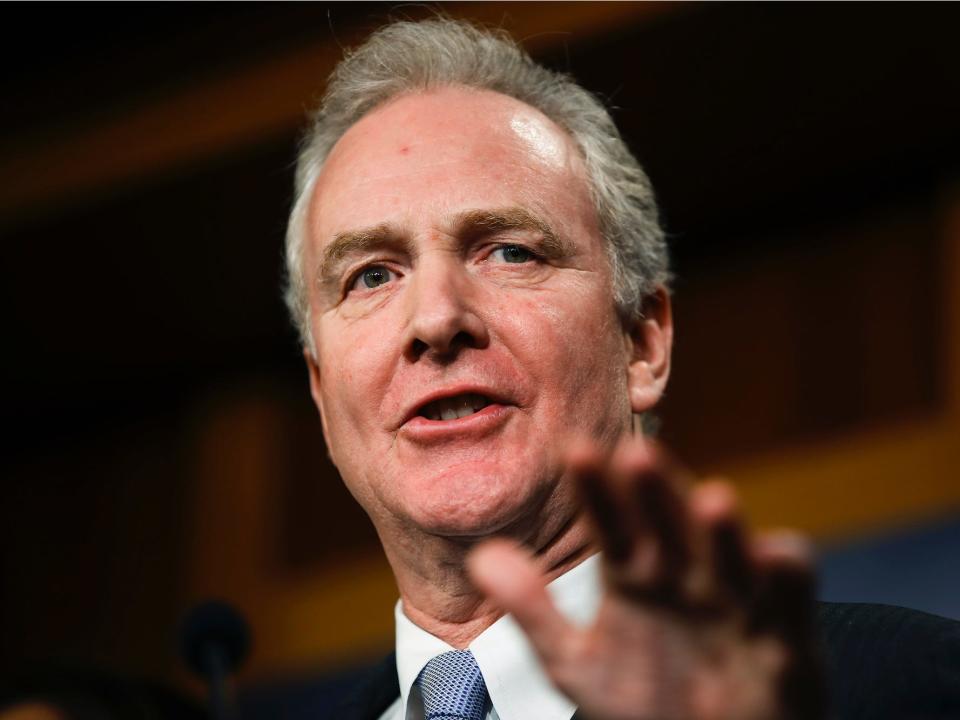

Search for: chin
xmin=397 ymin=461 xmax=549 ymax=539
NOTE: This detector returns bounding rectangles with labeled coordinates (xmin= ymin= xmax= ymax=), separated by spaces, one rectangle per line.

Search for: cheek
xmin=491 ymin=284 xmax=627 ymax=411
xmin=316 ymin=316 xmax=398 ymax=435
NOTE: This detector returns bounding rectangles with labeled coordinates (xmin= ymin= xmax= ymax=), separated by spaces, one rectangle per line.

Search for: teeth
xmin=421 ymin=393 xmax=491 ymax=421
xmin=456 ymin=399 xmax=474 ymax=419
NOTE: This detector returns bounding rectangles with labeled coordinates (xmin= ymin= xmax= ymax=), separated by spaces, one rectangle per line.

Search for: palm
xmin=469 ymin=440 xmax=824 ymax=720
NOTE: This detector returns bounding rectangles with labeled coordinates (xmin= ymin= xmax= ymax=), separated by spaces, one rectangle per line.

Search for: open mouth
xmin=417 ymin=393 xmax=492 ymax=421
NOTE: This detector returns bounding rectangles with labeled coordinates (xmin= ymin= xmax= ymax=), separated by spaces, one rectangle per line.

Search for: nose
xmin=403 ymin=256 xmax=489 ymax=361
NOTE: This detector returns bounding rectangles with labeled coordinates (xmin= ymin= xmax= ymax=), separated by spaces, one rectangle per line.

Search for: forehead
xmin=306 ymin=87 xmax=598 ymax=247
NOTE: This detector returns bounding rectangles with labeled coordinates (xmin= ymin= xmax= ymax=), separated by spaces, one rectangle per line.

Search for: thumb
xmin=467 ymin=539 xmax=573 ymax=664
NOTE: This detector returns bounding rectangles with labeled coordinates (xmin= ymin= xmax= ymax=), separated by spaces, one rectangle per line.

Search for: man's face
xmin=304 ymin=87 xmax=659 ymax=542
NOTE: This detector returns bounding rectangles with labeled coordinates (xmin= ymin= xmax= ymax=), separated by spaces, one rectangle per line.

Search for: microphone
xmin=180 ymin=600 xmax=251 ymax=720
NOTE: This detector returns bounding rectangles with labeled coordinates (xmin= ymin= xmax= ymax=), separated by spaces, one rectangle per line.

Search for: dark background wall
xmin=2 ymin=1 xmax=958 ymax=698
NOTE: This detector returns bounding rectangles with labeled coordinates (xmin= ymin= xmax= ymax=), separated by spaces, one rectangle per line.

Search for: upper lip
xmin=397 ymin=384 xmax=512 ymax=427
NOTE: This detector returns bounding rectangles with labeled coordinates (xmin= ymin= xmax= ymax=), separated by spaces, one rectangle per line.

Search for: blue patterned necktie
xmin=416 ymin=649 xmax=489 ymax=720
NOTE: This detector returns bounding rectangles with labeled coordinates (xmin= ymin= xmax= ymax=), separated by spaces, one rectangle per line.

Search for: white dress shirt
xmin=378 ymin=553 xmax=602 ymax=720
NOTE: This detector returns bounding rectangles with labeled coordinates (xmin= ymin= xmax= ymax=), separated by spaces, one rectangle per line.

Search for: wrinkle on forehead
xmin=307 ymin=87 xmax=598 ymax=259
xmin=324 ymin=155 xmax=561 ymax=188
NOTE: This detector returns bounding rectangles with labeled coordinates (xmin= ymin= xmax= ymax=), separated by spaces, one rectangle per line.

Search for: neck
xmin=383 ymin=505 xmax=596 ymax=648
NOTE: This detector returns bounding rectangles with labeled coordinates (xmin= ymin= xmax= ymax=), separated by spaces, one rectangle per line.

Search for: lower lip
xmin=400 ymin=403 xmax=512 ymax=442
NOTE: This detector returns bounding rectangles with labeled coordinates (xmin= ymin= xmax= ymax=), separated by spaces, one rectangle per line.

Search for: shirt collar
xmin=394 ymin=553 xmax=602 ymax=720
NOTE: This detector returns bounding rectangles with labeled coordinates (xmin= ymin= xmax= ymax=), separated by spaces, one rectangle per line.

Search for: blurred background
xmin=2 ymin=1 xmax=958 ymax=716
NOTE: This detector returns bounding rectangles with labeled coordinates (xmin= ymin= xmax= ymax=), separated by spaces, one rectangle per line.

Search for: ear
xmin=625 ymin=286 xmax=673 ymax=414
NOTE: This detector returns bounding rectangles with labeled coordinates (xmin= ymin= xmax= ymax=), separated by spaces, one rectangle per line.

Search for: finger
xmin=618 ymin=447 xmax=690 ymax=597
xmin=749 ymin=530 xmax=817 ymax=640
xmin=750 ymin=532 xmax=825 ymax=719
xmin=692 ymin=480 xmax=754 ymax=606
xmin=643 ymin=437 xmax=698 ymax=489
xmin=568 ymin=439 xmax=634 ymax=563
xmin=467 ymin=538 xmax=575 ymax=664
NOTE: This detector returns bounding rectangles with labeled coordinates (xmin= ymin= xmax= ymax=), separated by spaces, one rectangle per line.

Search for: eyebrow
xmin=451 ymin=207 xmax=572 ymax=259
xmin=314 ymin=206 xmax=572 ymax=293
xmin=316 ymin=224 xmax=412 ymax=292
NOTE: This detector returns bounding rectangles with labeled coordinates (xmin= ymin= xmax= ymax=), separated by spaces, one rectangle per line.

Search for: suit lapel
xmin=332 ymin=652 xmax=400 ymax=720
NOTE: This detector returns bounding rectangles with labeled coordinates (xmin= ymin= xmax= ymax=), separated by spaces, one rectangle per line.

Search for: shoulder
xmin=817 ymin=601 xmax=960 ymax=720
xmin=326 ymin=605 xmax=960 ymax=720
xmin=331 ymin=652 xmax=400 ymax=720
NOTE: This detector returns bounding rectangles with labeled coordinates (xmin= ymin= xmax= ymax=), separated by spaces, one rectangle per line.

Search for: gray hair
xmin=285 ymin=17 xmax=669 ymax=352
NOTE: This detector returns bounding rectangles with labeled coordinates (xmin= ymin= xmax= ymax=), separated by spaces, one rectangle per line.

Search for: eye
xmin=491 ymin=244 xmax=535 ymax=264
xmin=350 ymin=265 xmax=396 ymax=291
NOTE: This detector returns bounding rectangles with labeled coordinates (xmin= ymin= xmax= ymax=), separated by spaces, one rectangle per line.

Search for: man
xmin=282 ymin=18 xmax=959 ymax=720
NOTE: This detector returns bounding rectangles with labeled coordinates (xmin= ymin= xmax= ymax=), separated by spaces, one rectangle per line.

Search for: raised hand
xmin=468 ymin=439 xmax=825 ymax=720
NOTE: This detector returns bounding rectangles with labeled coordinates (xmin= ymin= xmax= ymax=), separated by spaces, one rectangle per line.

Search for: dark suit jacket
xmin=332 ymin=602 xmax=960 ymax=720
